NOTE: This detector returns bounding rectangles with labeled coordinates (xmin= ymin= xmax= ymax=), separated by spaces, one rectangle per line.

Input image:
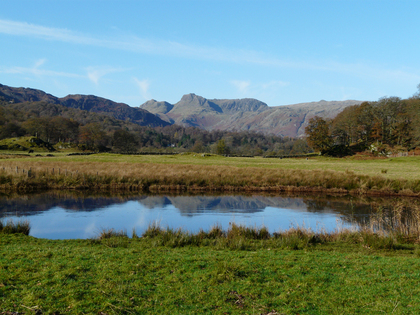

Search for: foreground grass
xmin=2 ymin=229 xmax=420 ymax=314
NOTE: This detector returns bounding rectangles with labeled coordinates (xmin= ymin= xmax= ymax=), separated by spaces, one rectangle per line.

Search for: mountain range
xmin=140 ymin=94 xmax=362 ymax=137
xmin=0 ymin=84 xmax=362 ymax=137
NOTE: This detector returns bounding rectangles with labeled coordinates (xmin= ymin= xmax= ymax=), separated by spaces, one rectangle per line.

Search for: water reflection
xmin=0 ymin=191 xmax=417 ymax=239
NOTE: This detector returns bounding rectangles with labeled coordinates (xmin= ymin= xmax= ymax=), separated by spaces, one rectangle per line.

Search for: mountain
xmin=141 ymin=93 xmax=362 ymax=137
xmin=0 ymin=84 xmax=169 ymax=128
xmin=0 ymin=84 xmax=362 ymax=137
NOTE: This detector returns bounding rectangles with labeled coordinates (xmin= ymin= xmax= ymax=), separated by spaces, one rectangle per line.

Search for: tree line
xmin=305 ymin=87 xmax=420 ymax=156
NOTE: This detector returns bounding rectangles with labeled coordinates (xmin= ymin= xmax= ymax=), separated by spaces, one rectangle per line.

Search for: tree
xmin=22 ymin=117 xmax=55 ymax=142
xmin=79 ymin=123 xmax=109 ymax=151
xmin=112 ymin=129 xmax=138 ymax=153
xmin=215 ymin=139 xmax=230 ymax=155
xmin=190 ymin=140 xmax=204 ymax=153
xmin=305 ymin=116 xmax=333 ymax=152
xmin=50 ymin=117 xmax=79 ymax=143
xmin=0 ymin=123 xmax=25 ymax=139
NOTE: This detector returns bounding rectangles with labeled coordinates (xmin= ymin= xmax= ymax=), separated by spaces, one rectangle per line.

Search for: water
xmin=0 ymin=192 xmax=408 ymax=239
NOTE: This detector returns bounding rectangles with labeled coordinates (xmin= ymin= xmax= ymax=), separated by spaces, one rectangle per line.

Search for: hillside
xmin=0 ymin=84 xmax=169 ymax=128
xmin=141 ymin=93 xmax=362 ymax=137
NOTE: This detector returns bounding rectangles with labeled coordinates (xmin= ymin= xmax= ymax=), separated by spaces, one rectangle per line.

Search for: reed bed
xmin=119 ymin=203 xmax=420 ymax=249
xmin=113 ymin=222 xmax=398 ymax=250
xmin=0 ymin=159 xmax=419 ymax=196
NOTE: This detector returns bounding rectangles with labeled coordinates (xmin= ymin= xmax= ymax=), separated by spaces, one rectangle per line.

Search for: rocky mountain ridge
xmin=141 ymin=93 xmax=362 ymax=137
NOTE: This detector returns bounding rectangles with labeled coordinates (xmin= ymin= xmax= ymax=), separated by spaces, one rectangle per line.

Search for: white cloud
xmin=134 ymin=78 xmax=151 ymax=100
xmin=86 ymin=66 xmax=125 ymax=85
xmin=231 ymin=80 xmax=251 ymax=93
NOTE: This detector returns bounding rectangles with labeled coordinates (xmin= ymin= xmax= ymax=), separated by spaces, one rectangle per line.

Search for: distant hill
xmin=141 ymin=93 xmax=362 ymax=137
xmin=0 ymin=84 xmax=169 ymax=128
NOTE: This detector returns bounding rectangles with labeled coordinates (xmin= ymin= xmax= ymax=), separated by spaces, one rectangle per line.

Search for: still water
xmin=0 ymin=192 xmax=404 ymax=239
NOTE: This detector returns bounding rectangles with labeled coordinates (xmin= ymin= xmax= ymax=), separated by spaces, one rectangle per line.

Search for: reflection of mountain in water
xmin=1 ymin=192 xmax=418 ymax=226
xmin=136 ymin=195 xmax=418 ymax=226
xmin=139 ymin=195 xmax=309 ymax=216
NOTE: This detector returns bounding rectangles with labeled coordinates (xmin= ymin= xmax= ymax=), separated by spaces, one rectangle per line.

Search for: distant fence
xmin=389 ymin=151 xmax=418 ymax=158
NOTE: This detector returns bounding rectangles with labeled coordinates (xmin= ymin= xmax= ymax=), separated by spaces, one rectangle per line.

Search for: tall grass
xmin=127 ymin=203 xmax=420 ymax=250
xmin=367 ymin=203 xmax=420 ymax=243
xmin=0 ymin=218 xmax=30 ymax=235
xmin=0 ymin=159 xmax=419 ymax=196
xmin=129 ymin=221 xmax=404 ymax=251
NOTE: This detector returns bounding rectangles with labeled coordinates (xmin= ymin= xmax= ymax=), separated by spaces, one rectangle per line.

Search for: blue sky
xmin=1 ymin=0 xmax=419 ymax=107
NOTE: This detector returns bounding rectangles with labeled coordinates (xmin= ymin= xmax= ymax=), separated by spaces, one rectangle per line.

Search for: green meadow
xmin=2 ymin=228 xmax=420 ymax=315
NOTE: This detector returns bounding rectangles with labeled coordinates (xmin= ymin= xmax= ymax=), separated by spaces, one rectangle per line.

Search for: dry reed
xmin=0 ymin=160 xmax=419 ymax=196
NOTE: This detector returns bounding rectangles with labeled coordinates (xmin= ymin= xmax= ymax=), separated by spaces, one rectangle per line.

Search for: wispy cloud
xmin=86 ymin=66 xmax=126 ymax=85
xmin=0 ymin=58 xmax=81 ymax=78
xmin=134 ymin=78 xmax=151 ymax=100
xmin=1 ymin=19 xmax=419 ymax=84
xmin=231 ymin=80 xmax=251 ymax=93
xmin=0 ymin=19 xmax=97 ymax=45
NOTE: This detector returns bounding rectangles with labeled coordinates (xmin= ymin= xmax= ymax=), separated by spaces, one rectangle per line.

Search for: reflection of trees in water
xmin=302 ymin=196 xmax=420 ymax=226
xmin=1 ymin=191 xmax=419 ymax=226
xmin=303 ymin=198 xmax=373 ymax=225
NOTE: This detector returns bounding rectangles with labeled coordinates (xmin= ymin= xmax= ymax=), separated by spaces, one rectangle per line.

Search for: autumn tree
xmin=305 ymin=116 xmax=333 ymax=152
xmin=190 ymin=140 xmax=204 ymax=153
xmin=79 ymin=123 xmax=109 ymax=151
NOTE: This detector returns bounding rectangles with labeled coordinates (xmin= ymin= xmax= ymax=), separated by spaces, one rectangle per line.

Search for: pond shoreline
xmin=1 ymin=181 xmax=420 ymax=198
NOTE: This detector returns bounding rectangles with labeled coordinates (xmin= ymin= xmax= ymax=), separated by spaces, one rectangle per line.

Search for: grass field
xmin=3 ymin=152 xmax=420 ymax=180
xmin=2 ymin=229 xmax=420 ymax=315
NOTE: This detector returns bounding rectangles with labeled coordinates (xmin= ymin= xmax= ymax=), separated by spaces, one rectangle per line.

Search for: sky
xmin=1 ymin=0 xmax=420 ymax=107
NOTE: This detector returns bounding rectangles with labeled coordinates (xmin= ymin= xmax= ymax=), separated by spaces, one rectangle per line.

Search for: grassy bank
xmin=2 ymin=225 xmax=420 ymax=314
xmin=0 ymin=153 xmax=419 ymax=196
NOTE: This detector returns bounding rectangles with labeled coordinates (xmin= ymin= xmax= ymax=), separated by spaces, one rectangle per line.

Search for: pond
xmin=0 ymin=192 xmax=413 ymax=239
